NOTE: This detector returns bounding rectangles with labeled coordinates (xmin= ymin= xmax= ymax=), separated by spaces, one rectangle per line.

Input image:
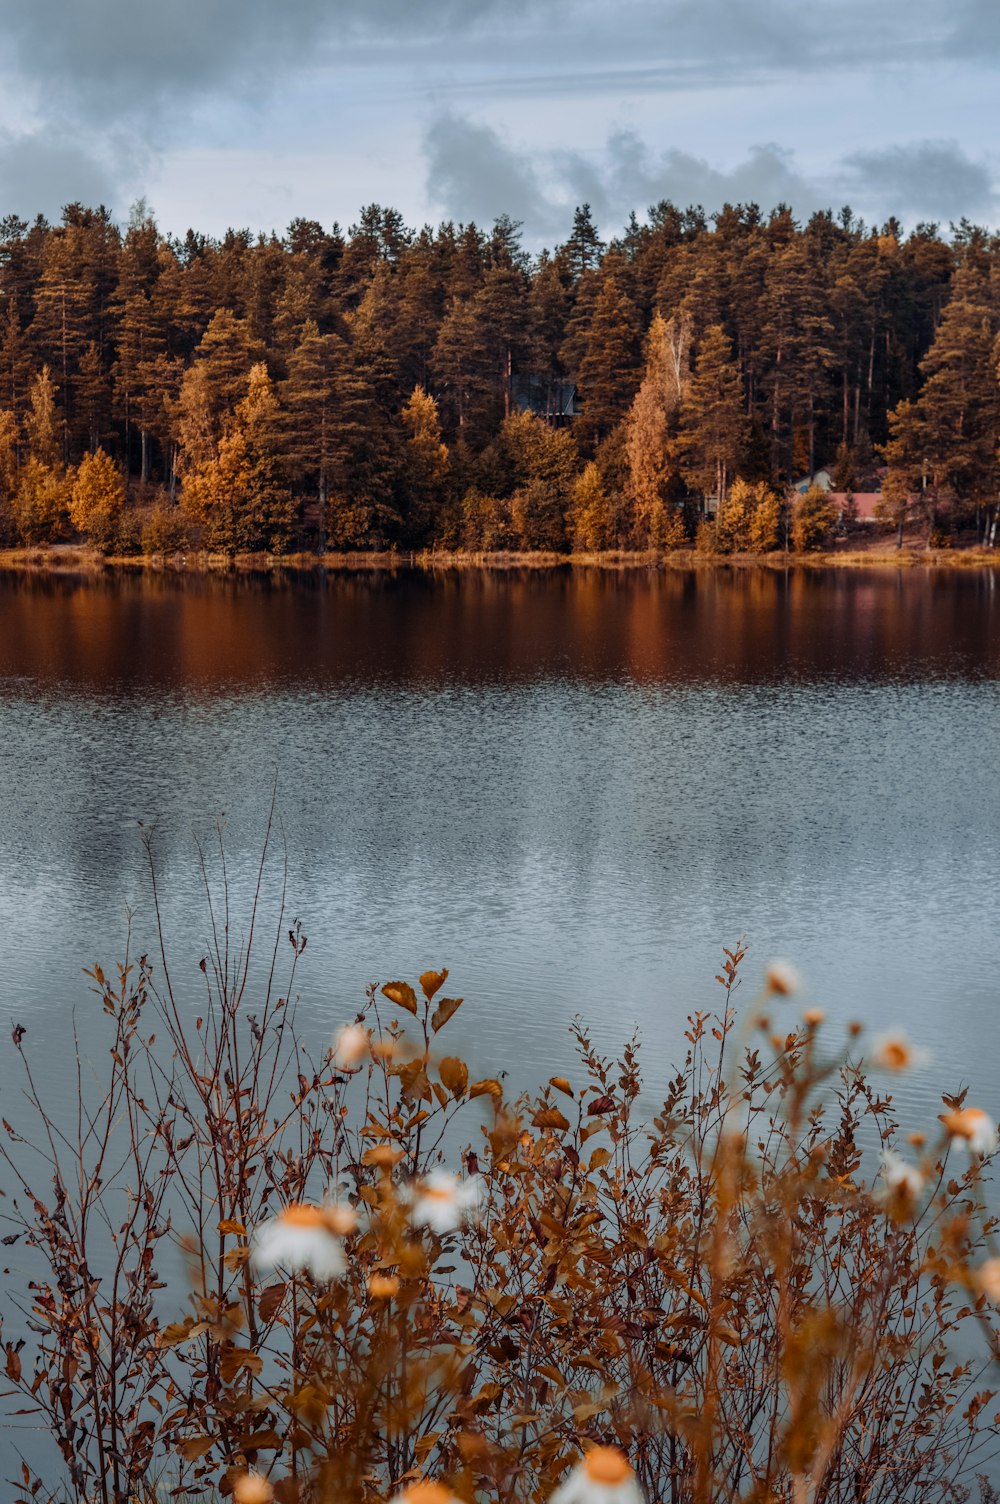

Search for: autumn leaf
xmin=382 ymin=981 xmax=418 ymax=1015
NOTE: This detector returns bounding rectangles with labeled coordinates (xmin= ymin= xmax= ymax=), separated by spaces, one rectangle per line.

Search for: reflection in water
xmin=1 ymin=564 xmax=998 ymax=689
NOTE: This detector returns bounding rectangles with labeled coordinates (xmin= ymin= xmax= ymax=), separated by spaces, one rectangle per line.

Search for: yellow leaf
xmin=549 ymin=1076 xmax=574 ymax=1097
xmin=439 ymin=1056 xmax=469 ymax=1098
xmin=217 ymin=1218 xmax=246 ymax=1236
xmin=382 ymin=981 xmax=418 ymax=1015
xmin=588 ymin=1147 xmax=612 ymax=1171
xmin=420 ymin=969 xmax=449 ymax=1001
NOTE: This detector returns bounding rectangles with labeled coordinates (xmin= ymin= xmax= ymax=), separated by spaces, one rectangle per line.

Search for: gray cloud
xmin=424 ymin=117 xmax=998 ymax=242
xmin=0 ymin=130 xmax=140 ymax=220
xmin=841 ymin=141 xmax=997 ymax=224
xmin=424 ymin=115 xmax=554 ymax=232
xmin=0 ymin=0 xmax=557 ymax=123
xmin=424 ymin=119 xmax=823 ymax=239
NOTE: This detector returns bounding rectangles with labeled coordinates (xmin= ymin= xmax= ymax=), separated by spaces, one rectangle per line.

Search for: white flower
xmin=879 ymin=1149 xmax=924 ymax=1199
xmin=332 ymin=1022 xmax=369 ymax=1069
xmin=551 ymin=1447 xmax=645 ymax=1504
xmin=765 ymin=960 xmax=801 ymax=997
xmin=233 ymin=1473 xmax=274 ymax=1504
xmin=940 ymin=1107 xmax=998 ymax=1156
xmin=251 ymin=1203 xmax=352 ymax=1280
xmin=408 ymin=1170 xmax=482 ymax=1234
xmin=973 ymin=1259 xmax=1000 ymax=1303
xmin=388 ymin=1483 xmax=456 ymax=1504
xmin=869 ymin=1031 xmax=930 ymax=1073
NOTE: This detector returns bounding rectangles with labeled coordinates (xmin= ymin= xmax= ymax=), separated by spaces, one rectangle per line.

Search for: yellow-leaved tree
xmin=625 ymin=310 xmax=689 ymax=549
xmin=70 ymin=448 xmax=126 ymax=552
xmin=12 ymin=367 xmax=69 ymax=543
xmin=182 ymin=363 xmax=295 ymax=555
xmin=401 ymin=386 xmax=449 ymax=544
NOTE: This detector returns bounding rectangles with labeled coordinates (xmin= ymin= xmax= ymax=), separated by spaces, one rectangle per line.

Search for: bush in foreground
xmin=1 ymin=848 xmax=998 ymax=1504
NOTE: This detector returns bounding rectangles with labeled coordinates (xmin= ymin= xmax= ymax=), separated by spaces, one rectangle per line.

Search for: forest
xmin=0 ymin=198 xmax=998 ymax=555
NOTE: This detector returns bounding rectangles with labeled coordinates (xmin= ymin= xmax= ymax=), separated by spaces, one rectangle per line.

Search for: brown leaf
xmin=431 ymin=996 xmax=463 ymax=1032
xmin=470 ymin=1078 xmax=503 ymax=1101
xmin=587 ymin=1094 xmax=615 ymax=1116
xmin=220 ymin=1347 xmax=264 ymax=1382
xmin=248 ymin=1286 xmax=284 ymax=1331
xmin=382 ymin=981 xmax=418 ymax=1015
xmin=533 ymin=1106 xmax=570 ymax=1132
xmin=420 ymin=968 xmax=449 ymax=1001
xmin=439 ymin=1057 xmax=469 ymax=1098
xmin=179 ymin=1434 xmax=215 ymax=1461
xmin=217 ymin=1218 xmax=246 ymax=1237
xmin=549 ymin=1076 xmax=574 ymax=1098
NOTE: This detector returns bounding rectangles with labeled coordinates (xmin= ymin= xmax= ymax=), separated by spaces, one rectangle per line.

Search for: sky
xmin=0 ymin=0 xmax=996 ymax=247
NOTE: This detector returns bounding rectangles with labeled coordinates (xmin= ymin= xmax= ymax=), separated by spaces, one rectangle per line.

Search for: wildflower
xmin=879 ymin=1149 xmax=924 ymax=1200
xmin=251 ymin=1203 xmax=352 ymax=1280
xmin=388 ymin=1483 xmax=457 ymax=1504
xmin=332 ymin=1022 xmax=369 ymax=1069
xmin=368 ymin=1272 xmax=401 ymax=1299
xmin=803 ymin=1008 xmax=825 ymax=1027
xmin=940 ymin=1107 xmax=998 ymax=1156
xmin=233 ymin=1472 xmax=274 ymax=1504
xmin=765 ymin=960 xmax=801 ymax=997
xmin=408 ymin=1170 xmax=481 ymax=1233
xmin=551 ymin=1447 xmax=645 ymax=1504
xmin=870 ymin=1031 xmax=929 ymax=1073
xmin=973 ymin=1259 xmax=1000 ymax=1303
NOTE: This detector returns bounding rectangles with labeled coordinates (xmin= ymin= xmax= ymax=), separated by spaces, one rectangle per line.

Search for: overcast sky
xmin=0 ymin=0 xmax=996 ymax=246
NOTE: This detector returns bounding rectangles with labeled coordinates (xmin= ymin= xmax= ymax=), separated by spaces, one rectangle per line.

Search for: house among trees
xmin=511 ymin=374 xmax=581 ymax=425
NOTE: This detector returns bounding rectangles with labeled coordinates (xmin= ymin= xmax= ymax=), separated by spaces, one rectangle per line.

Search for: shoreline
xmin=0 ymin=543 xmax=998 ymax=576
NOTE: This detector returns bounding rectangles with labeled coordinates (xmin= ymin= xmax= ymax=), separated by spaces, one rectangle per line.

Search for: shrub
xmin=142 ymin=501 xmax=191 ymax=555
xmin=793 ymin=484 xmax=838 ymax=552
xmin=1 ymin=849 xmax=998 ymax=1504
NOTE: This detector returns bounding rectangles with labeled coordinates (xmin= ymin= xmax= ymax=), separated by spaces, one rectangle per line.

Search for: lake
xmin=1 ymin=563 xmax=999 ymax=1141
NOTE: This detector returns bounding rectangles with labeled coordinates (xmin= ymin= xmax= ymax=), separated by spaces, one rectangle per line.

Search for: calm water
xmin=1 ymin=564 xmax=999 ymax=1137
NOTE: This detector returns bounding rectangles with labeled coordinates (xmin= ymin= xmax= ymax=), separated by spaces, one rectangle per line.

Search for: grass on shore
xmin=0 ymin=541 xmax=997 ymax=574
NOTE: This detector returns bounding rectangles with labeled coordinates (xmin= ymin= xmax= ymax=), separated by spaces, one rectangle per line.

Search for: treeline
xmin=0 ymin=198 xmax=997 ymax=554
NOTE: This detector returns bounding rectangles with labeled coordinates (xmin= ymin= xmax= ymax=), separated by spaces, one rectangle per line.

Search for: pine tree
xmin=679 ymin=324 xmax=746 ymax=506
xmin=562 ymin=205 xmax=605 ymax=283
xmin=575 ymin=274 xmax=642 ymax=443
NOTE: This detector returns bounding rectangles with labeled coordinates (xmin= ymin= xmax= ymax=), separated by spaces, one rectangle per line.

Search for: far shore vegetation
xmin=0 ymin=200 xmax=998 ymax=567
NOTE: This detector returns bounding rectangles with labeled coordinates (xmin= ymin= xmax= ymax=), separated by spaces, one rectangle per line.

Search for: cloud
xmin=0 ymin=0 xmax=558 ymax=124
xmin=424 ymin=119 xmax=824 ymax=239
xmin=0 ymin=129 xmax=146 ymax=220
xmin=841 ymin=140 xmax=997 ymax=224
xmin=424 ymin=117 xmax=999 ymax=243
xmin=424 ymin=115 xmax=554 ymax=232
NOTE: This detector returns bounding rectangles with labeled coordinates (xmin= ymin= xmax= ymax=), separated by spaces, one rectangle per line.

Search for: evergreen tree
xmin=680 ymin=324 xmax=746 ymax=506
xmin=575 ymin=272 xmax=642 ymax=443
